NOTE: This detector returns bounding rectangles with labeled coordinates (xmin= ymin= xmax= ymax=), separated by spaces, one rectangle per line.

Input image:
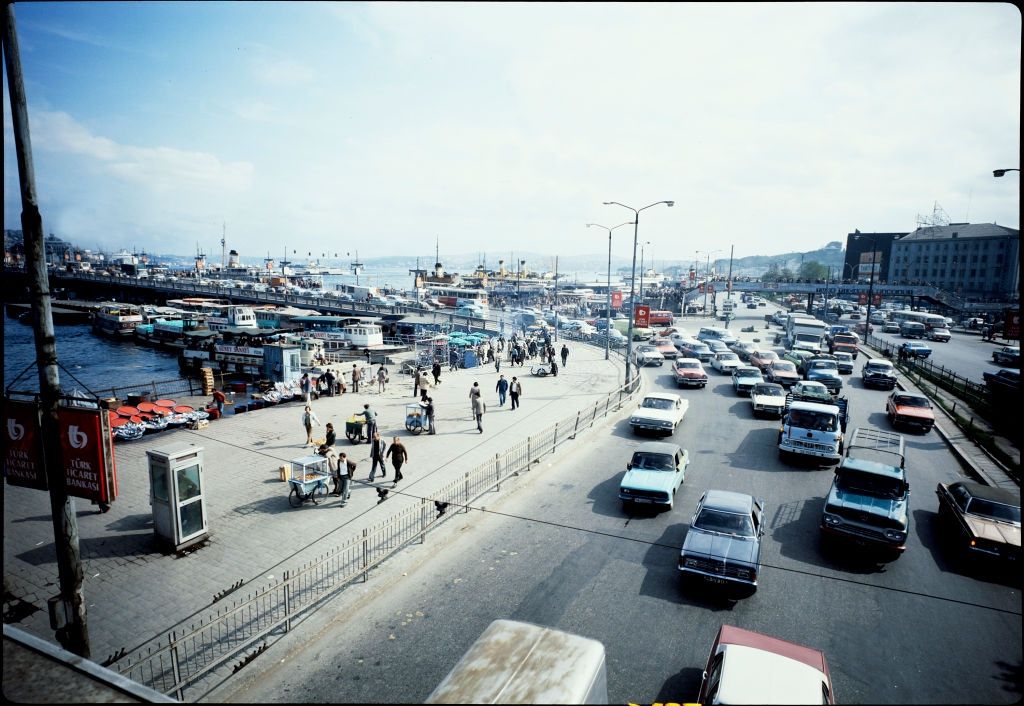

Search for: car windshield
xmin=867 ymin=362 xmax=892 ymax=371
xmin=694 ymin=508 xmax=755 ymax=537
xmin=754 ymin=385 xmax=783 ymax=397
xmin=895 ymin=396 xmax=931 ymax=408
xmin=737 ymin=369 xmax=760 ymax=378
xmin=810 ymin=361 xmax=837 ymax=370
xmin=772 ymin=362 xmax=796 ymax=372
xmin=836 ymin=470 xmax=905 ymax=499
xmin=788 ymin=409 xmax=837 ymax=431
xmin=966 ymin=498 xmax=1022 ymax=524
xmin=677 ymin=361 xmax=701 ymax=370
xmin=641 ymin=398 xmax=674 ymax=410
xmin=630 ymin=452 xmax=675 ymax=471
xmin=835 ymin=353 xmax=852 ymax=361
xmin=718 ymin=353 xmax=738 ymax=361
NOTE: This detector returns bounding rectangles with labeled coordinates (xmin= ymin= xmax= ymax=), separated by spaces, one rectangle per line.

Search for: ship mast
xmin=221 ymin=222 xmax=226 ymax=271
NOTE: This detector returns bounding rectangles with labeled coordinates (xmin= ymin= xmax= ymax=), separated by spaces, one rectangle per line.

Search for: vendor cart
xmin=287 ymin=455 xmax=331 ymax=507
xmin=345 ymin=415 xmax=365 ymax=443
xmin=405 ymin=402 xmax=426 ymax=434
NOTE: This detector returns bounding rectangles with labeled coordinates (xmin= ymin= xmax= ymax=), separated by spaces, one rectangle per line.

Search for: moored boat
xmin=93 ymin=303 xmax=143 ymax=337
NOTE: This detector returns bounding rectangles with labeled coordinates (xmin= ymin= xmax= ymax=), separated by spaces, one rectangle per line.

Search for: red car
xmin=698 ymin=624 xmax=836 ymax=705
xmin=672 ymin=358 xmax=707 ymax=389
xmin=748 ymin=349 xmax=779 ymax=372
xmin=766 ymin=360 xmax=800 ymax=387
xmin=886 ymin=391 xmax=935 ymax=433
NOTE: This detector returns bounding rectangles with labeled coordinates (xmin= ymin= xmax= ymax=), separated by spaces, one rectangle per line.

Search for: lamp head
xmin=666 ymin=201 xmax=675 ymax=207
xmin=993 ymin=169 xmax=1006 ymax=177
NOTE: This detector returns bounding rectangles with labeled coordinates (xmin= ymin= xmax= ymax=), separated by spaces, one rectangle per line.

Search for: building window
xmin=970 ymin=269 xmax=977 ymax=277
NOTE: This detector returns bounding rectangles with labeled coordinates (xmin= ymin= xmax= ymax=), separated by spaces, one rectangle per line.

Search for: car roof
xmin=736 ymin=366 xmax=761 ymax=373
xmin=634 ymin=441 xmax=683 ymax=456
xmin=702 ymin=489 xmax=756 ymax=514
xmin=950 ymin=481 xmax=1021 ymax=505
xmin=643 ymin=392 xmax=681 ymax=402
xmin=893 ymin=392 xmax=929 ymax=401
xmin=866 ymin=358 xmax=893 ymax=367
xmin=716 ymin=626 xmax=828 ymax=704
xmin=675 ymin=357 xmax=702 ymax=365
xmin=799 ymin=380 xmax=827 ymax=388
xmin=842 ymin=457 xmax=905 ymax=479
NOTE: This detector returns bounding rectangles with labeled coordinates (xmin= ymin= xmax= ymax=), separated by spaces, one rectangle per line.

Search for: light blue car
xmin=619 ymin=442 xmax=689 ymax=511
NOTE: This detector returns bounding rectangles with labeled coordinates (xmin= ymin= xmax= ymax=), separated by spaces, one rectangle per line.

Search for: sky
xmin=3 ymin=2 xmax=1020 ymax=265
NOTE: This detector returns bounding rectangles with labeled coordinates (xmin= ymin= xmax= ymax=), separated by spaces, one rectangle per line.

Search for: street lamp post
xmin=604 ymin=200 xmax=674 ymax=386
xmin=587 ymin=221 xmax=634 ymax=361
xmin=639 ymin=240 xmax=650 ymax=303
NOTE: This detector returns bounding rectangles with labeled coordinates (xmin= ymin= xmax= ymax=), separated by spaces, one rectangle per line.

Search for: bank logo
xmin=7 ymin=418 xmax=25 ymax=441
xmin=68 ymin=425 xmax=89 ymax=449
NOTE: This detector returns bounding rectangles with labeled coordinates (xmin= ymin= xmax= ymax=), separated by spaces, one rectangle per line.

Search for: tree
xmin=799 ymin=260 xmax=828 ymax=281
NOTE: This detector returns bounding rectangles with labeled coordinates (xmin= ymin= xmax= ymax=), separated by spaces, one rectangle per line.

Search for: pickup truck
xmin=821 ymin=428 xmax=910 ymax=561
xmin=778 ymin=382 xmax=850 ymax=466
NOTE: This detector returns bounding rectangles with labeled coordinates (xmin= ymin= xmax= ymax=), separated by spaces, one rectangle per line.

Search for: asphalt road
xmin=220 ymin=305 xmax=1022 ymax=705
xmin=868 ymin=326 xmax=1016 ymax=384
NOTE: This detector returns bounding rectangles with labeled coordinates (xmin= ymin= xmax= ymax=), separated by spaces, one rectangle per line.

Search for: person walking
xmin=324 ymin=422 xmax=336 ymax=448
xmin=549 ymin=358 xmax=558 ymax=377
xmin=323 ymin=369 xmax=335 ymax=397
xmin=413 ymin=365 xmax=423 ymax=398
xmin=469 ymin=381 xmax=482 ymax=420
xmin=471 ymin=384 xmax=485 ymax=433
xmin=301 ymin=404 xmax=321 ymax=445
xmin=432 ymin=360 xmax=442 ymax=386
xmin=376 ymin=363 xmax=388 ymax=393
xmin=351 ymin=363 xmax=362 ymax=393
xmin=494 ymin=351 xmax=501 ymax=373
xmin=560 ymin=344 xmax=569 ymax=368
xmin=386 ymin=437 xmax=408 ymax=487
xmin=509 ymin=376 xmax=522 ymax=411
xmin=449 ymin=347 xmax=460 ymax=372
xmin=318 ymin=444 xmax=340 ymax=494
xmin=358 ymin=403 xmax=377 ymax=442
xmin=495 ymin=374 xmax=509 ymax=407
xmin=335 ymin=452 xmax=356 ymax=505
xmin=425 ymin=396 xmax=436 ymax=434
xmin=368 ymin=431 xmax=387 ymax=482
xmin=365 ymin=348 xmax=372 ymax=366
xmin=300 ymin=373 xmax=311 ymax=403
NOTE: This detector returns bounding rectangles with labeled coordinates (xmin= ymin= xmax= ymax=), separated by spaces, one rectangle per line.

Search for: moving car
xmin=862 ymin=358 xmax=897 ymax=389
xmin=634 ymin=344 xmax=665 ymax=367
xmin=833 ymin=351 xmax=854 ymax=374
xmin=992 ymin=346 xmax=1021 ymax=367
xmin=732 ymin=366 xmax=764 ymax=396
xmin=710 ymin=351 xmax=742 ymax=374
xmin=729 ymin=341 xmax=759 ymax=362
xmin=705 ymin=339 xmax=732 ymax=355
xmin=748 ymin=349 xmax=779 ymax=372
xmin=803 ymin=358 xmax=843 ymax=394
xmin=619 ymin=442 xmax=688 ymax=511
xmin=789 ymin=380 xmax=834 ymax=405
xmin=750 ymin=382 xmax=786 ymax=418
xmin=653 ymin=338 xmax=678 ymax=360
xmin=928 ymin=327 xmax=951 ymax=343
xmin=782 ymin=349 xmax=815 ymax=375
xmin=629 ymin=393 xmax=688 ymax=436
xmin=766 ymin=360 xmax=800 ymax=387
xmin=935 ymin=481 xmax=1021 ymax=566
xmin=673 ymin=358 xmax=708 ymax=389
xmin=898 ymin=341 xmax=932 ymax=359
xmin=983 ymin=368 xmax=1019 ymax=397
xmin=882 ymin=321 xmax=901 ymax=334
xmin=697 ymin=624 xmax=836 ymax=705
xmin=886 ymin=391 xmax=935 ymax=433
xmin=679 ymin=339 xmax=714 ymax=363
xmin=678 ymin=489 xmax=764 ymax=596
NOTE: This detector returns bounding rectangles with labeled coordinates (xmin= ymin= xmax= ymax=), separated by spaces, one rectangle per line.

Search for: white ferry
xmin=93 ymin=303 xmax=143 ymax=337
xmin=166 ymin=298 xmax=259 ymax=331
xmin=288 ymin=315 xmax=385 ymax=352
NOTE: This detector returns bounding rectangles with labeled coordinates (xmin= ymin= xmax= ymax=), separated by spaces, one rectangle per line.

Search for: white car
xmin=750 ymin=382 xmax=786 ymax=418
xmin=634 ymin=344 xmax=665 ymax=367
xmin=629 ymin=393 xmax=689 ymax=436
xmin=710 ymin=351 xmax=742 ymax=374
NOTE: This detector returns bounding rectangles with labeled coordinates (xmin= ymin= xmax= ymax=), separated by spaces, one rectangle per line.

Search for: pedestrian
xmin=469 ymin=381 xmax=482 ymax=420
xmin=365 ymin=348 xmax=372 ymax=366
xmin=318 ymin=444 xmax=340 ymax=493
xmin=335 ymin=452 xmax=356 ymax=505
xmin=300 ymin=373 xmax=311 ymax=403
xmin=494 ymin=350 xmax=502 ymax=373
xmin=549 ymin=358 xmax=558 ymax=377
xmin=510 ymin=376 xmax=522 ymax=411
xmin=323 ymin=369 xmax=335 ymax=397
xmin=413 ymin=365 xmax=422 ymax=398
xmin=377 ymin=363 xmax=389 ymax=393
xmin=351 ymin=363 xmax=362 ymax=393
xmin=449 ymin=347 xmax=459 ymax=372
xmin=471 ymin=385 xmax=485 ymax=433
xmin=425 ymin=396 xmax=436 ymax=435
xmin=496 ymin=374 xmax=509 ymax=407
xmin=432 ymin=360 xmax=442 ymax=386
xmin=358 ymin=403 xmax=377 ymax=442
xmin=419 ymin=370 xmax=430 ymax=403
xmin=561 ymin=344 xmax=569 ymax=368
xmin=211 ymin=387 xmax=226 ymax=415
xmin=301 ymin=404 xmax=321 ymax=445
xmin=386 ymin=436 xmax=408 ymax=486
xmin=368 ymin=430 xmax=387 ymax=481
xmin=324 ymin=422 xmax=336 ymax=448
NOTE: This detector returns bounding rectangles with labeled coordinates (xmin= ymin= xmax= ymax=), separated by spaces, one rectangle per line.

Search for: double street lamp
xmin=603 ymin=199 xmax=674 ymax=386
xmin=587 ymin=221 xmax=635 ymax=361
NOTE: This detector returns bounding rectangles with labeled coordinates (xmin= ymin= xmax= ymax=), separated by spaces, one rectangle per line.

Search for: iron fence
xmin=90 ymin=374 xmax=230 ymax=403
xmin=113 ymin=370 xmax=640 ymax=699
xmin=865 ymin=333 xmax=988 ymax=407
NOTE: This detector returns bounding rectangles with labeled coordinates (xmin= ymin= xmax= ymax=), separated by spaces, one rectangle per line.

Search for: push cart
xmin=345 ymin=415 xmax=365 ymax=444
xmin=530 ymin=362 xmax=552 ymax=377
xmin=405 ymin=402 xmax=427 ymax=434
xmin=287 ymin=455 xmax=331 ymax=507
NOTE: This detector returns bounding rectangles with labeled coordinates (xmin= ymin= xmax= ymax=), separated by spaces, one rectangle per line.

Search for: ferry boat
xmin=279 ymin=333 xmax=327 ymax=367
xmin=134 ymin=313 xmax=209 ymax=349
xmin=166 ymin=298 xmax=259 ymax=331
xmin=178 ymin=329 xmax=274 ymax=378
xmin=254 ymin=305 xmax=321 ymax=330
xmin=93 ymin=303 xmax=143 ymax=337
xmin=288 ymin=315 xmax=385 ymax=353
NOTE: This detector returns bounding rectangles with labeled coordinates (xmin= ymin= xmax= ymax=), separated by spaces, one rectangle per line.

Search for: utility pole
xmin=3 ymin=3 xmax=90 ymax=657
xmin=553 ymin=256 xmax=559 ymax=343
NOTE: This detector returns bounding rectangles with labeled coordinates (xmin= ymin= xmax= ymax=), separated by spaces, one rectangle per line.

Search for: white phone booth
xmin=147 ymin=443 xmax=209 ymax=551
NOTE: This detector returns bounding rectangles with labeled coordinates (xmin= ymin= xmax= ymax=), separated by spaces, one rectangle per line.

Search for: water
xmin=3 ymin=317 xmax=183 ymax=397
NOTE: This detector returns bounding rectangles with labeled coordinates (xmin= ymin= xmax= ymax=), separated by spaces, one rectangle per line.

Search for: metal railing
xmin=112 ymin=371 xmax=640 ymax=699
xmin=88 ymin=374 xmax=229 ymax=402
xmin=864 ymin=333 xmax=988 ymax=408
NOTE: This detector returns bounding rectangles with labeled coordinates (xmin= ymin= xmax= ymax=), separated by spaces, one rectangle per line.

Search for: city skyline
xmin=3 ymin=2 xmax=1020 ymax=260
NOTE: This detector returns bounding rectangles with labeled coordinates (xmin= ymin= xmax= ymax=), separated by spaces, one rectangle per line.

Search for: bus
xmin=888 ymin=310 xmax=947 ymax=331
xmin=424 ymin=285 xmax=489 ymax=312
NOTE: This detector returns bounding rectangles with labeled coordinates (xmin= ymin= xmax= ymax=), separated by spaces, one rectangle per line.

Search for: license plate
xmin=633 ymin=498 xmax=653 ymax=504
xmin=704 ymin=576 xmax=727 ymax=584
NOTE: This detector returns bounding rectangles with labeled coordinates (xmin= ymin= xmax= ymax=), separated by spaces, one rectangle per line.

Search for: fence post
xmin=420 ymin=498 xmax=428 ymax=542
xmin=283 ymin=570 xmax=291 ymax=632
xmin=361 ymin=528 xmax=369 ymax=582
xmin=605 ymin=393 xmax=611 ymax=416
xmin=495 ymin=453 xmax=501 ymax=491
xmin=463 ymin=472 xmax=470 ymax=512
xmin=591 ymin=400 xmax=599 ymax=427
xmin=572 ymin=411 xmax=580 ymax=439
xmin=169 ymin=630 xmax=184 ymax=702
xmin=527 ymin=435 xmax=532 ymax=465
xmin=552 ymin=423 xmax=558 ymax=453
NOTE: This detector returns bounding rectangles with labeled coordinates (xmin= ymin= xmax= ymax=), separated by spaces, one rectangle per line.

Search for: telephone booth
xmin=147 ymin=443 xmax=209 ymax=551
xmin=262 ymin=342 xmax=302 ymax=383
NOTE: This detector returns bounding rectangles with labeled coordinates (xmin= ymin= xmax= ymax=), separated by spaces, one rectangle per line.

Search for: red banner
xmin=1004 ymin=309 xmax=1020 ymax=340
xmin=3 ymin=399 xmax=48 ymax=490
xmin=635 ymin=305 xmax=650 ymax=328
xmin=58 ymin=407 xmax=117 ymax=503
xmin=611 ymin=290 xmax=623 ymax=308
xmin=857 ymin=293 xmax=867 ymax=305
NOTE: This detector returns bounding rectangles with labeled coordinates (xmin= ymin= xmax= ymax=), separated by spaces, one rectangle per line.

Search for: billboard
xmin=611 ymin=290 xmax=623 ymax=308
xmin=3 ymin=399 xmax=48 ymax=490
xmin=1004 ymin=309 xmax=1020 ymax=340
xmin=634 ymin=305 xmax=650 ymax=328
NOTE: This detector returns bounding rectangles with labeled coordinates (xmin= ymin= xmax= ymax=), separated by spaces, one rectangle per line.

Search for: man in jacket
xmin=509 ymin=377 xmax=522 ymax=411
xmin=368 ymin=431 xmax=387 ymax=482
xmin=495 ymin=375 xmax=509 ymax=407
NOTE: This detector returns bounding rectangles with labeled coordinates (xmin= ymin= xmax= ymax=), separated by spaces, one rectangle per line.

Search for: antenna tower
xmin=915 ymin=201 xmax=951 ymax=230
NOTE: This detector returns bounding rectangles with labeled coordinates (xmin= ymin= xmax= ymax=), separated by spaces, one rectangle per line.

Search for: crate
xmin=188 ymin=419 xmax=210 ymax=430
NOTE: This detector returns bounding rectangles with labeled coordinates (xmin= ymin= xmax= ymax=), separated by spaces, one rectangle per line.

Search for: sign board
xmin=3 ymin=399 xmax=48 ymax=490
xmin=708 ymin=284 xmax=715 ymax=294
xmin=634 ymin=305 xmax=650 ymax=328
xmin=611 ymin=290 xmax=623 ymax=308
xmin=1004 ymin=309 xmax=1020 ymax=340
xmin=58 ymin=407 xmax=118 ymax=504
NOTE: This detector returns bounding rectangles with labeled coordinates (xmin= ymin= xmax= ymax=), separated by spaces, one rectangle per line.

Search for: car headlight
xmin=621 ymin=487 xmax=631 ymax=495
xmin=823 ymin=513 xmax=842 ymax=525
xmin=884 ymin=529 xmax=906 ymax=542
xmin=682 ymin=556 xmax=699 ymax=569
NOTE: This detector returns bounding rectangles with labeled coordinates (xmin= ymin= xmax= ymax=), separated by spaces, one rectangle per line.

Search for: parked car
xmin=886 ymin=391 xmax=935 ymax=433
xmin=678 ymin=489 xmax=764 ymax=597
xmin=862 ymin=358 xmax=897 ymax=390
xmin=732 ymin=366 xmax=764 ymax=396
xmin=619 ymin=442 xmax=688 ymax=511
xmin=710 ymin=351 xmax=742 ymax=374
xmin=833 ymin=351 xmax=854 ymax=374
xmin=766 ymin=360 xmax=800 ymax=387
xmin=634 ymin=344 xmax=665 ymax=367
xmin=992 ymin=346 xmax=1021 ymax=367
xmin=629 ymin=393 xmax=688 ymax=436
xmin=928 ymin=327 xmax=951 ymax=342
xmin=935 ymin=481 xmax=1021 ymax=567
xmin=673 ymin=358 xmax=708 ymax=389
xmin=748 ymin=349 xmax=779 ymax=372
xmin=697 ymin=624 xmax=836 ymax=705
xmin=750 ymin=382 xmax=786 ymax=418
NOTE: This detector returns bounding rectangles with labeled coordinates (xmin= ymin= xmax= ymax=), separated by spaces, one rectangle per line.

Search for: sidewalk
xmin=2 ymin=341 xmax=624 ymax=667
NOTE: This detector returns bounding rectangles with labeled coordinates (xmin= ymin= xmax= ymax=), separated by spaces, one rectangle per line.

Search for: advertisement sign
xmin=708 ymin=284 xmax=715 ymax=294
xmin=58 ymin=407 xmax=117 ymax=503
xmin=1004 ymin=309 xmax=1020 ymax=340
xmin=858 ymin=293 xmax=867 ymax=305
xmin=611 ymin=290 xmax=623 ymax=308
xmin=634 ymin=305 xmax=650 ymax=328
xmin=3 ymin=399 xmax=48 ymax=490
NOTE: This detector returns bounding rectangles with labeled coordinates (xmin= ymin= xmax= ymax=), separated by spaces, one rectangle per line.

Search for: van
xmin=698 ymin=326 xmax=738 ymax=346
xmin=899 ymin=321 xmax=926 ymax=339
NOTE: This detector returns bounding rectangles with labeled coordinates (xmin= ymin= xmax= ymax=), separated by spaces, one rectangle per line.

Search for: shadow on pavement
xmin=655 ymin=667 xmax=704 ymax=706
xmin=769 ymin=497 xmax=889 ymax=576
xmin=725 ymin=428 xmax=789 ymax=472
xmin=913 ymin=508 xmax=1022 ymax=588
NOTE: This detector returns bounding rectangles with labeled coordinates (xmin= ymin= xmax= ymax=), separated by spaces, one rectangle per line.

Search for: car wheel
xmin=622 ymin=499 xmax=634 ymax=513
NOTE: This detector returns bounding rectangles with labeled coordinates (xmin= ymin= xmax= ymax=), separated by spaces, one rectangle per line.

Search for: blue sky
xmin=3 ymin=2 xmax=1020 ymax=263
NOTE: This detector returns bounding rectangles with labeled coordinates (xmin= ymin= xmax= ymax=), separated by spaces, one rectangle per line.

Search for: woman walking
xmin=301 ymin=405 xmax=321 ymax=445
xmin=386 ymin=437 xmax=408 ymax=487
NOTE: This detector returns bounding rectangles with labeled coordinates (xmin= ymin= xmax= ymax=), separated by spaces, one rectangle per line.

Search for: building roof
xmin=897 ymin=223 xmax=1019 ymax=242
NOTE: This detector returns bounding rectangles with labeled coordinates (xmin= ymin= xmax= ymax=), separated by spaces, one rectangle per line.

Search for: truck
xmin=778 ymin=381 xmax=849 ymax=465
xmin=785 ymin=316 xmax=828 ymax=354
xmin=829 ymin=332 xmax=860 ymax=359
xmin=820 ymin=428 xmax=910 ymax=561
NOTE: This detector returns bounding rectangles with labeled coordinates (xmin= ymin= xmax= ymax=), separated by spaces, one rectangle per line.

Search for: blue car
xmin=899 ymin=341 xmax=932 ymax=359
